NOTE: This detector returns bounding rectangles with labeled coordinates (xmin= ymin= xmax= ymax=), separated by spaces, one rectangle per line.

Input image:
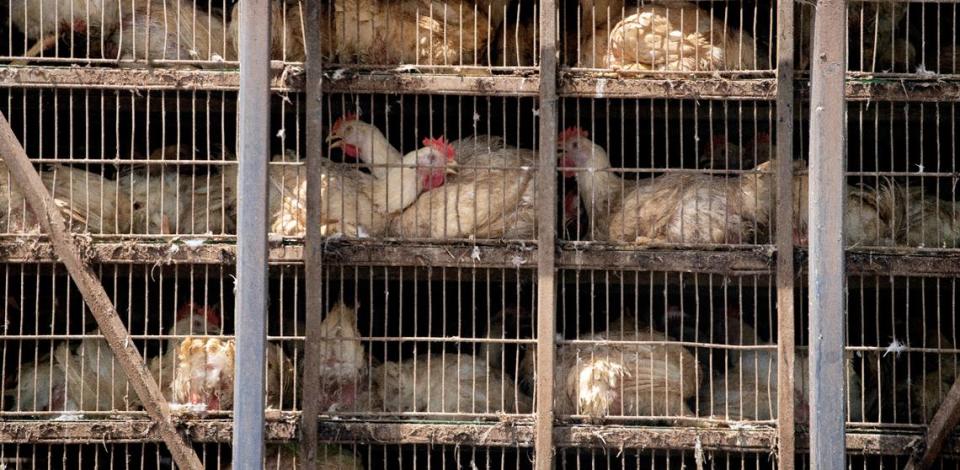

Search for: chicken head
xmin=417 ymin=137 xmax=458 ymax=191
xmin=173 ymin=302 xmax=222 ymax=335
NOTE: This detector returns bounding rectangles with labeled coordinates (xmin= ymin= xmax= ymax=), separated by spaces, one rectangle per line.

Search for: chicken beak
xmin=326 ymin=134 xmax=342 ymax=149
xmin=444 ymin=160 xmax=458 ymax=175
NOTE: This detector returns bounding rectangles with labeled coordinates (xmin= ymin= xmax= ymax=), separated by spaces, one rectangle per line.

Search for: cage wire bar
xmin=233 ymin=0 xmax=272 ymax=468
xmin=808 ymin=0 xmax=848 ymax=467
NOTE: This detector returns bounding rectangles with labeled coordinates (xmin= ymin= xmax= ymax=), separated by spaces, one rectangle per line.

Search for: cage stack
xmin=1 ymin=0 xmax=959 ymax=469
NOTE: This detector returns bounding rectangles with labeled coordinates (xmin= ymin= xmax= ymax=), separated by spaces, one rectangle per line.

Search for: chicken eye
xmin=133 ymin=202 xmax=143 ymax=210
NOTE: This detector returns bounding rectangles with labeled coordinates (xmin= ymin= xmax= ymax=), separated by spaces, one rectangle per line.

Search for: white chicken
xmin=370 ymin=353 xmax=532 ymax=415
xmin=314 ymin=303 xmax=368 ymax=413
xmin=228 ymin=1 xmax=306 ymax=62
xmin=522 ymin=319 xmax=700 ymax=421
xmin=4 ymin=302 xmax=221 ymax=413
xmin=118 ymin=160 xmax=238 ymax=235
xmin=0 ymin=163 xmax=129 ymax=235
xmin=577 ymin=2 xmax=759 ymax=72
xmin=390 ymin=135 xmax=538 ymax=239
xmin=325 ymin=114 xmax=403 ymax=181
xmin=703 ymin=348 xmax=864 ymax=424
xmin=8 ymin=0 xmax=133 ymax=60
xmin=788 ymin=161 xmax=902 ymax=247
xmin=267 ymin=138 xmax=455 ymax=237
xmin=559 ymin=127 xmax=772 ymax=245
xmin=326 ymin=0 xmax=504 ymax=67
xmin=890 ymin=185 xmax=960 ymax=249
xmin=108 ymin=0 xmax=235 ymax=66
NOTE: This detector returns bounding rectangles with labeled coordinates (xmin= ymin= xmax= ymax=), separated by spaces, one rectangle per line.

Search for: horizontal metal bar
xmin=0 ymin=66 xmax=301 ymax=91
xmin=558 ymin=244 xmax=776 ymax=274
xmin=560 ymin=77 xmax=778 ymax=100
xmin=0 ymin=419 xmax=951 ymax=455
xmin=324 ymin=73 xmax=539 ymax=97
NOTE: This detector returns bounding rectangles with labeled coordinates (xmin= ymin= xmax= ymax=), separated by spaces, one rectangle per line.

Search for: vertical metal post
xmin=807 ymin=0 xmax=847 ymax=468
xmin=775 ymin=0 xmax=796 ymax=467
xmin=535 ymin=1 xmax=558 ymax=469
xmin=301 ymin=0 xmax=325 ymax=467
xmin=233 ymin=0 xmax=272 ymax=468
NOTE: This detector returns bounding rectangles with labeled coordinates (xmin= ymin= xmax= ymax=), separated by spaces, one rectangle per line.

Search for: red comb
xmin=422 ymin=137 xmax=456 ymax=162
xmin=559 ymin=127 xmax=588 ymax=143
xmin=176 ymin=302 xmax=221 ymax=328
xmin=331 ymin=112 xmax=358 ymax=134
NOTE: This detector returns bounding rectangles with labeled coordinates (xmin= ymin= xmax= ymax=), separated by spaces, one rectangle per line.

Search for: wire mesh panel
xmin=555 ymin=269 xmax=778 ymax=426
xmin=558 ymin=98 xmax=777 ymax=247
xmin=0 ymin=263 xmax=300 ymax=418
xmin=312 ymin=265 xmax=535 ymax=421
xmin=819 ymin=1 xmax=959 ymax=77
xmin=559 ymin=449 xmax=775 ymax=469
xmin=560 ymin=0 xmax=776 ymax=76
xmin=2 ymin=0 xmax=240 ymax=67
xmin=839 ymin=101 xmax=959 ymax=250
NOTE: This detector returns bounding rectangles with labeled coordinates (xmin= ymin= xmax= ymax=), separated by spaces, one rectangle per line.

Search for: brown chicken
xmin=0 ymin=163 xmax=129 ymax=234
xmin=578 ymin=2 xmax=759 ymax=72
xmin=798 ymin=1 xmax=914 ymax=73
xmin=559 ymin=127 xmax=772 ymax=245
xmin=108 ymin=0 xmax=235 ymax=66
xmin=390 ymin=135 xmax=538 ymax=239
xmin=170 ymin=337 xmax=294 ymax=412
xmin=326 ymin=0 xmax=501 ymax=67
xmin=911 ymin=333 xmax=959 ymax=423
xmin=889 ymin=185 xmax=960 ymax=249
xmin=522 ymin=318 xmax=699 ymax=421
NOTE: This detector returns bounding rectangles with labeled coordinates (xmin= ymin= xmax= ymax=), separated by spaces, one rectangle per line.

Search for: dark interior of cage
xmin=794 ymin=275 xmax=960 ymax=428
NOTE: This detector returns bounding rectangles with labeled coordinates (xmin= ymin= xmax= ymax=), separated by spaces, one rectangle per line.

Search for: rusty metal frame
xmin=775 ymin=0 xmax=797 ymax=467
xmin=0 ymin=113 xmax=204 ymax=470
xmin=300 ymin=0 xmax=326 ymax=466
xmin=807 ymin=0 xmax=848 ymax=467
xmin=535 ymin=1 xmax=559 ymax=469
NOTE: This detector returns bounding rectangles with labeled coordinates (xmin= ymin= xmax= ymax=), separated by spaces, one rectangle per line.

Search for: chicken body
xmin=329 ymin=0 xmax=495 ymax=66
xmin=370 ymin=353 xmax=532 ymax=415
xmin=119 ymin=165 xmax=235 ymax=235
xmin=0 ymin=164 xmax=128 ymax=234
xmin=703 ymin=350 xmax=864 ymax=424
xmin=390 ymin=136 xmax=538 ymax=239
xmin=170 ymin=338 xmax=294 ymax=411
xmin=315 ymin=303 xmax=367 ymax=413
xmin=893 ymin=186 xmax=960 ymax=248
xmin=9 ymin=0 xmax=132 ymax=49
xmin=228 ymin=1 xmax=306 ymax=61
xmin=5 ymin=346 xmax=78 ymax=412
xmin=578 ymin=2 xmax=759 ymax=72
xmin=109 ymin=0 xmax=234 ymax=66
xmin=561 ymin=129 xmax=771 ymax=245
xmin=528 ymin=324 xmax=700 ymax=421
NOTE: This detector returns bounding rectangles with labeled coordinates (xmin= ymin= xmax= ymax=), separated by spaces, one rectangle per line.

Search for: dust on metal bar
xmin=0 ymin=112 xmax=203 ymax=470
xmin=807 ymin=0 xmax=849 ymax=467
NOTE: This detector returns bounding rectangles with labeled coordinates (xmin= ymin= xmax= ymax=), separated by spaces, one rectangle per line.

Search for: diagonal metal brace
xmin=0 ymin=112 xmax=203 ymax=470
xmin=906 ymin=377 xmax=960 ymax=470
